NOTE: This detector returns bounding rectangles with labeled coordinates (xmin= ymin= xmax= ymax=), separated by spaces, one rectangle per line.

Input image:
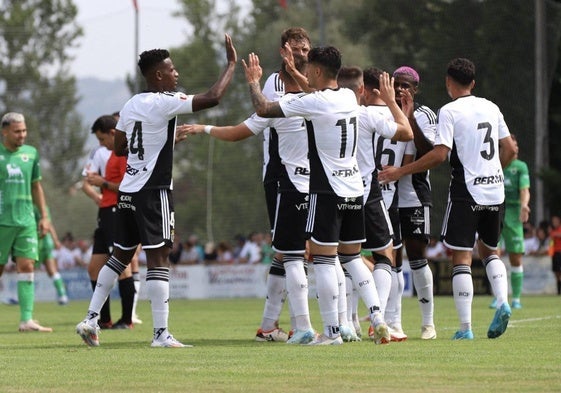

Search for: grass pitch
xmin=1 ymin=295 xmax=560 ymax=393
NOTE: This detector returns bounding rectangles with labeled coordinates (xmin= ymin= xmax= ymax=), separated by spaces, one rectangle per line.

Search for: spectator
xmin=55 ymin=232 xmax=85 ymax=270
xmin=179 ymin=238 xmax=202 ymax=265
xmin=188 ymin=234 xmax=205 ymax=262
xmin=168 ymin=236 xmax=183 ymax=265
xmin=216 ymin=241 xmax=234 ymax=264
xmin=203 ymin=242 xmax=218 ymax=264
xmin=426 ymin=236 xmax=447 ymax=260
xmin=527 ymin=225 xmax=550 ymax=257
xmin=238 ymin=232 xmax=262 ymax=264
xmin=76 ymin=239 xmax=92 ymax=267
xmin=261 ymin=232 xmax=274 ymax=264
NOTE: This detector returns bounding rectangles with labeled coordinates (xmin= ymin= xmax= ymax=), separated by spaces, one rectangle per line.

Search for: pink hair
xmin=393 ymin=66 xmax=420 ymax=83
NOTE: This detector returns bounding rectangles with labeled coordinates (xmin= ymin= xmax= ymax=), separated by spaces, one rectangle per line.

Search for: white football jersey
xmin=397 ymin=103 xmax=437 ymax=208
xmin=116 ymin=91 xmax=194 ymax=193
xmin=356 ymin=105 xmax=398 ymax=201
xmin=82 ymin=146 xmax=111 ymax=177
xmin=280 ymin=88 xmax=362 ymax=198
xmin=261 ymin=73 xmax=284 ymax=184
xmin=435 ymin=95 xmax=510 ymax=205
xmin=244 ymin=94 xmax=309 ymax=194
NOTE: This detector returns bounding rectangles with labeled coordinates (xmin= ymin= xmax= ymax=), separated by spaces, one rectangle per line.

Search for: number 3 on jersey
xmin=130 ymin=121 xmax=145 ymax=160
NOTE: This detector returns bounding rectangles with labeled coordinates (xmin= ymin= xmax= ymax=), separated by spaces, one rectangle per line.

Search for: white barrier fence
xmin=0 ymin=256 xmax=555 ymax=303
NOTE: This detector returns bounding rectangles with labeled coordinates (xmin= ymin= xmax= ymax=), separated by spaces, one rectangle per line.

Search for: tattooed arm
xmin=243 ymin=53 xmax=285 ymax=118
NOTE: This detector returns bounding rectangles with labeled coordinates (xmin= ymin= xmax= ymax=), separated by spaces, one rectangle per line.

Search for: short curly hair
xmin=138 ymin=49 xmax=170 ymax=76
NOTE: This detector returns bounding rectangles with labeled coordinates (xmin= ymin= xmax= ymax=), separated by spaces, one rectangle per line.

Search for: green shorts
xmin=36 ymin=233 xmax=55 ymax=267
xmin=502 ymin=206 xmax=524 ymax=254
xmin=0 ymin=225 xmax=39 ymax=264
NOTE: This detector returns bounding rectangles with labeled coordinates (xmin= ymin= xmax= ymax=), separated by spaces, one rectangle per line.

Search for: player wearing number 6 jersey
xmin=77 ymin=34 xmax=237 ymax=348
xmin=379 ymin=58 xmax=516 ymax=341
xmin=244 ymin=47 xmax=393 ymax=345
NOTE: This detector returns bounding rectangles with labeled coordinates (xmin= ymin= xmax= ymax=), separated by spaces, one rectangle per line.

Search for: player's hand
xmin=281 ymin=43 xmax=296 ymax=74
xmin=224 ymin=34 xmax=237 ymax=64
xmin=38 ymin=218 xmax=51 ymax=238
xmin=400 ymin=89 xmax=414 ymax=118
xmin=520 ymin=205 xmax=530 ymax=223
xmin=376 ymin=72 xmax=398 ymax=106
xmin=175 ymin=124 xmax=190 ymax=142
xmin=242 ymin=53 xmax=263 ymax=85
xmin=378 ymin=165 xmax=402 ymax=184
xmin=183 ymin=124 xmax=205 ymax=135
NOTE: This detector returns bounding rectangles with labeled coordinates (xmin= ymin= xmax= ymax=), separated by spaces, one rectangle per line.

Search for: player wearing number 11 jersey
xmin=379 ymin=58 xmax=516 ymax=341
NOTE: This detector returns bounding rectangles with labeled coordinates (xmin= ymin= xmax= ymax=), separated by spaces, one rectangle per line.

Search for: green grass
xmin=1 ymin=295 xmax=560 ymax=393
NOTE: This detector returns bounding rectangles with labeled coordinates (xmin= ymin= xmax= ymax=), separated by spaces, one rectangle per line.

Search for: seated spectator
xmin=178 ymin=238 xmax=201 ymax=265
xmin=54 ymin=232 xmax=85 ymax=269
xmin=238 ymin=232 xmax=262 ymax=264
xmin=76 ymin=239 xmax=92 ymax=267
xmin=527 ymin=225 xmax=550 ymax=256
xmin=168 ymin=236 xmax=183 ymax=265
xmin=216 ymin=241 xmax=234 ymax=264
xmin=203 ymin=242 xmax=218 ymax=264
xmin=426 ymin=236 xmax=447 ymax=260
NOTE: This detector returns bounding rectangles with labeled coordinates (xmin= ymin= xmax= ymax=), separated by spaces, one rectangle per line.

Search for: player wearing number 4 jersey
xmin=379 ymin=58 xmax=517 ymax=340
xmin=77 ymin=34 xmax=237 ymax=348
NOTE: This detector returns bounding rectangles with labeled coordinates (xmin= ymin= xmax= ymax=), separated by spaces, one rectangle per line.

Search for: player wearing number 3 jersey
xmin=378 ymin=58 xmax=517 ymax=341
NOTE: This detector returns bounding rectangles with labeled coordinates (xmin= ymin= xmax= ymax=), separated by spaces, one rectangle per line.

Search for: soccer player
xmin=76 ymin=34 xmax=237 ymax=347
xmin=187 ymin=52 xmax=316 ymax=344
xmin=391 ymin=66 xmax=438 ymax=340
xmin=34 ymin=205 xmax=68 ymax=305
xmin=492 ymin=134 xmax=530 ymax=309
xmin=82 ymin=114 xmax=137 ymax=329
xmin=244 ymin=47 xmax=390 ymax=345
xmin=0 ymin=112 xmax=53 ymax=332
xmin=337 ymin=66 xmax=413 ymax=342
xmin=379 ymin=58 xmax=516 ymax=340
xmin=255 ymin=27 xmax=311 ymax=342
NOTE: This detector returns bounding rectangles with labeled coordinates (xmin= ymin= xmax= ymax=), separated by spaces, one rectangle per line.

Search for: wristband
xmin=204 ymin=125 xmax=212 ymax=134
xmin=101 ymin=181 xmax=109 ymax=189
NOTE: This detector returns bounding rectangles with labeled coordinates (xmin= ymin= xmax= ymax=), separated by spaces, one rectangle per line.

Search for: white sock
xmin=261 ymin=273 xmax=286 ymax=331
xmin=372 ymin=262 xmax=392 ymax=315
xmin=313 ymin=256 xmax=340 ymax=338
xmin=483 ymin=256 xmax=509 ymax=307
xmin=385 ymin=268 xmax=403 ymax=327
xmin=284 ymin=257 xmax=311 ymax=331
xmin=146 ymin=267 xmax=170 ymax=335
xmin=410 ymin=259 xmax=434 ymax=326
xmin=345 ymin=275 xmax=354 ymax=326
xmin=339 ymin=255 xmax=382 ymax=320
xmin=87 ymin=264 xmax=119 ymax=322
xmin=335 ymin=257 xmax=349 ymax=327
xmin=452 ymin=265 xmax=473 ymax=331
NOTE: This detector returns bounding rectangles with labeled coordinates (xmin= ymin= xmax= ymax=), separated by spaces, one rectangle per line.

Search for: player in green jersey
xmin=0 ymin=112 xmax=53 ymax=332
xmin=493 ymin=134 xmax=530 ymax=309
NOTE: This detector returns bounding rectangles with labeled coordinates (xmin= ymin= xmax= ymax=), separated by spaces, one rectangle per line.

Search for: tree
xmin=0 ymin=0 xmax=85 ymax=187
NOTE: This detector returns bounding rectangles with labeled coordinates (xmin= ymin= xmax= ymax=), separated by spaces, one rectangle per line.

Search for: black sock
xmin=118 ymin=276 xmax=135 ymax=324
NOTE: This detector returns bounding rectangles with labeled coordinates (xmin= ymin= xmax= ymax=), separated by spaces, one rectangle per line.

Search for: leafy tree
xmin=0 ymin=0 xmax=85 ymax=187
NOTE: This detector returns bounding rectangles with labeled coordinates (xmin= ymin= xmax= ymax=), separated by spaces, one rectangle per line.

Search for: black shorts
xmin=362 ymin=198 xmax=393 ymax=252
xmin=389 ymin=207 xmax=403 ymax=249
xmin=306 ymin=193 xmax=365 ymax=246
xmin=92 ymin=206 xmax=117 ymax=254
xmin=114 ymin=188 xmax=174 ymax=250
xmin=399 ymin=206 xmax=431 ymax=243
xmin=441 ymin=200 xmax=504 ymax=250
xmin=263 ymin=181 xmax=278 ymax=231
xmin=272 ymin=191 xmax=308 ymax=253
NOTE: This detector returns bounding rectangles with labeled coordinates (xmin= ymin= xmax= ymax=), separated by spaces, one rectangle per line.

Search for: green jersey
xmin=0 ymin=143 xmax=41 ymax=227
xmin=503 ymin=159 xmax=529 ymax=207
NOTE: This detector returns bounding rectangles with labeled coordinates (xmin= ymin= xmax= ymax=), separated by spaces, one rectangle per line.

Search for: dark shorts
xmin=92 ymin=206 xmax=117 ymax=254
xmin=399 ymin=206 xmax=431 ymax=243
xmin=363 ymin=198 xmax=393 ymax=252
xmin=441 ymin=200 xmax=504 ymax=251
xmin=272 ymin=191 xmax=308 ymax=253
xmin=389 ymin=207 xmax=403 ymax=249
xmin=306 ymin=193 xmax=365 ymax=246
xmin=114 ymin=188 xmax=174 ymax=251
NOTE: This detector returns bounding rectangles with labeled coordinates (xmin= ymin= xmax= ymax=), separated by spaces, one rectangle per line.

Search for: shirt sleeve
xmin=519 ymin=161 xmax=530 ymax=189
xmin=278 ymin=92 xmax=313 ymax=118
xmin=243 ymin=113 xmax=271 ymax=135
xmin=434 ymin=108 xmax=454 ymax=149
xmin=161 ymin=92 xmax=195 ymax=117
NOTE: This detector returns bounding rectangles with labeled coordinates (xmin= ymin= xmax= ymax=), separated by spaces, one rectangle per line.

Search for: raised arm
xmin=243 ymin=53 xmax=285 ymax=118
xmin=192 ymin=34 xmax=237 ymax=112
xmin=281 ymin=43 xmax=312 ymax=93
